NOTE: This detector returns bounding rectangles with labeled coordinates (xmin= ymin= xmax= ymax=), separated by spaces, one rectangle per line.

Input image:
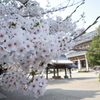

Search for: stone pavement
xmin=0 ymin=93 xmax=7 ymax=100
xmin=0 ymin=71 xmax=100 ymax=100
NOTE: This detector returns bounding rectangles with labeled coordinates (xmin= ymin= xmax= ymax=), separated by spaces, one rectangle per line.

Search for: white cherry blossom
xmin=0 ymin=0 xmax=85 ymax=98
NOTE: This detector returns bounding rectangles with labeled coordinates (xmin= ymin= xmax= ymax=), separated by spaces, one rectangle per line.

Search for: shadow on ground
xmin=37 ymin=89 xmax=100 ymax=100
xmin=0 ymin=88 xmax=100 ymax=100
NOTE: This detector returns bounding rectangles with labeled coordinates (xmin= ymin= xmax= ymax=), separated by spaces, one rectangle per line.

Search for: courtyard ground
xmin=0 ymin=71 xmax=100 ymax=100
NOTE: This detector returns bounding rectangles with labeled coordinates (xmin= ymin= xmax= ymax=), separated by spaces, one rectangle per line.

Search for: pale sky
xmin=37 ymin=0 xmax=100 ymax=32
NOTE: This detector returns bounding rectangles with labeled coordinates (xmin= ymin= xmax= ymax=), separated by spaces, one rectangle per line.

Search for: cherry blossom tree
xmin=0 ymin=0 xmax=100 ymax=98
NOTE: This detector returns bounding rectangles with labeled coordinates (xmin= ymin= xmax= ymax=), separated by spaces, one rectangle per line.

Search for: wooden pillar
xmin=65 ymin=68 xmax=67 ymax=76
xmin=46 ymin=67 xmax=48 ymax=79
xmin=69 ymin=68 xmax=72 ymax=78
xmin=64 ymin=68 xmax=68 ymax=78
xmin=0 ymin=65 xmax=3 ymax=75
xmin=85 ymin=54 xmax=89 ymax=71
xmin=78 ymin=59 xmax=82 ymax=71
xmin=54 ymin=68 xmax=56 ymax=78
xmin=57 ymin=68 xmax=59 ymax=76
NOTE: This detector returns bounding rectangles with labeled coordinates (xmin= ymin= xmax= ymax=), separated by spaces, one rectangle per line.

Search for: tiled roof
xmin=67 ymin=51 xmax=86 ymax=58
xmin=51 ymin=55 xmax=73 ymax=64
xmin=74 ymin=30 xmax=98 ymax=45
xmin=66 ymin=30 xmax=98 ymax=58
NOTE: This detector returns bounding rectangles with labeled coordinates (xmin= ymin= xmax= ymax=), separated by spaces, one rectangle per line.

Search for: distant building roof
xmin=67 ymin=51 xmax=86 ymax=58
xmin=74 ymin=30 xmax=98 ymax=45
xmin=67 ymin=30 xmax=98 ymax=58
xmin=51 ymin=55 xmax=73 ymax=64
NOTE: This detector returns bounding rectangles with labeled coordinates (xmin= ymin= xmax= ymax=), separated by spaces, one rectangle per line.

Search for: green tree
xmin=86 ymin=26 xmax=100 ymax=66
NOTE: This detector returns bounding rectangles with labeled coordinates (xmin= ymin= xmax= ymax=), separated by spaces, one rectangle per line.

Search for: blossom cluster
xmin=0 ymin=0 xmax=85 ymax=98
xmin=0 ymin=1 xmax=62 ymax=72
xmin=0 ymin=64 xmax=47 ymax=98
xmin=48 ymin=16 xmax=84 ymax=52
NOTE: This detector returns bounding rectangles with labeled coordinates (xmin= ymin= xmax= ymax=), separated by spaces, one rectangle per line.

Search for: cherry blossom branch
xmin=63 ymin=1 xmax=85 ymax=21
xmin=42 ymin=0 xmax=84 ymax=14
xmin=73 ymin=16 xmax=100 ymax=40
xmin=67 ymin=16 xmax=100 ymax=44
xmin=75 ymin=12 xmax=85 ymax=23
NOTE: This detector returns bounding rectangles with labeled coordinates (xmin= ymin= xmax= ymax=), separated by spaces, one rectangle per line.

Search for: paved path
xmin=0 ymin=71 xmax=100 ymax=100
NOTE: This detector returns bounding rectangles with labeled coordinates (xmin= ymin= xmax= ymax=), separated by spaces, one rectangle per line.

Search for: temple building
xmin=66 ymin=30 xmax=98 ymax=71
xmin=46 ymin=54 xmax=77 ymax=79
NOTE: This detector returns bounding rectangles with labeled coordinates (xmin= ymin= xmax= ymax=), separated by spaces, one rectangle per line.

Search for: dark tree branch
xmin=71 ymin=48 xmax=100 ymax=52
xmin=17 ymin=0 xmax=29 ymax=5
xmin=23 ymin=0 xmax=29 ymax=5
